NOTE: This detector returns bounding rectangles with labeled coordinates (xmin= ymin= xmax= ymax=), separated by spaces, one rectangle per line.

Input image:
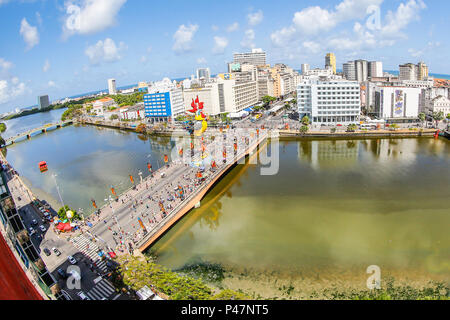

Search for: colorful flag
xmin=129 ymin=175 xmax=134 ymax=184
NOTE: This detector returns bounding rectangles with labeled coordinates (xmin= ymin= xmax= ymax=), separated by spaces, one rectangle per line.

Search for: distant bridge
xmin=3 ymin=120 xmax=74 ymax=146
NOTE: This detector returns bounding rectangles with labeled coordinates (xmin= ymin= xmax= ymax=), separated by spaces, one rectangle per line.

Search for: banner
xmin=129 ymin=175 xmax=134 ymax=184
xmin=111 ymin=186 xmax=116 ymax=196
xmin=91 ymin=199 xmax=97 ymax=209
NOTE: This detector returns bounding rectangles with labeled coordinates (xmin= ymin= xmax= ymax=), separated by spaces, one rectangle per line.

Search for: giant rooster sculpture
xmin=188 ymin=96 xmax=208 ymax=136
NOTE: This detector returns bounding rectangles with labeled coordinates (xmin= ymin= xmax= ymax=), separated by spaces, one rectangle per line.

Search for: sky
xmin=0 ymin=0 xmax=449 ymax=113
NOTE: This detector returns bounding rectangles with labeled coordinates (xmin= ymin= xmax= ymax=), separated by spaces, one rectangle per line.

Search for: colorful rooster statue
xmin=189 ymin=96 xmax=208 ymax=136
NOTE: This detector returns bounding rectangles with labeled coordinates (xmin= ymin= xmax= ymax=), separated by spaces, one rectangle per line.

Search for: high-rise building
xmin=108 ymin=79 xmax=117 ymax=95
xmin=233 ymin=48 xmax=267 ymax=66
xmin=417 ymin=62 xmax=429 ymax=80
xmin=297 ymin=79 xmax=361 ymax=124
xmin=38 ymin=95 xmax=50 ymax=109
xmin=343 ymin=62 xmax=356 ymax=81
xmin=374 ymin=86 xmax=421 ymax=119
xmin=196 ymin=68 xmax=211 ymax=82
xmin=143 ymin=88 xmax=184 ymax=122
xmin=355 ymin=60 xmax=369 ymax=82
xmin=368 ymin=61 xmax=383 ymax=78
xmin=325 ymin=53 xmax=336 ymax=75
xmin=301 ymin=64 xmax=310 ymax=75
xmin=399 ymin=63 xmax=418 ymax=81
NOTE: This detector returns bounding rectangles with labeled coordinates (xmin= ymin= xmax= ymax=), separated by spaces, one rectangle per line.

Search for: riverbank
xmin=176 ymin=261 xmax=449 ymax=300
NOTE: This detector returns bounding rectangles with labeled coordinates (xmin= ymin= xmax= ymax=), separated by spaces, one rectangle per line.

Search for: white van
xmin=77 ymin=291 xmax=90 ymax=300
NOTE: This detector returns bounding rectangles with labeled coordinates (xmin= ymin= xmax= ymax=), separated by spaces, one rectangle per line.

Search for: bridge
xmin=81 ymin=127 xmax=269 ymax=256
xmin=135 ymin=129 xmax=268 ymax=252
xmin=4 ymin=120 xmax=74 ymax=146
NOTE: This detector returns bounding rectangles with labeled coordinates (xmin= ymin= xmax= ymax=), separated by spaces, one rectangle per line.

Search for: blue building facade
xmin=144 ymin=92 xmax=172 ymax=119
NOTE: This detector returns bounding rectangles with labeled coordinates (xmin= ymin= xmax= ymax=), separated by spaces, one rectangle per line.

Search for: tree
xmin=301 ymin=116 xmax=310 ymax=126
xmin=110 ymin=114 xmax=119 ymax=120
xmin=57 ymin=205 xmax=81 ymax=221
xmin=418 ymin=113 xmax=426 ymax=127
xmin=136 ymin=123 xmax=146 ymax=133
xmin=347 ymin=124 xmax=358 ymax=132
xmin=261 ymin=96 xmax=276 ymax=108
xmin=447 ymin=113 xmax=450 ymax=121
xmin=432 ymin=111 xmax=444 ymax=127
xmin=299 ymin=125 xmax=309 ymax=134
xmin=390 ymin=123 xmax=399 ymax=131
xmin=0 ymin=123 xmax=6 ymax=133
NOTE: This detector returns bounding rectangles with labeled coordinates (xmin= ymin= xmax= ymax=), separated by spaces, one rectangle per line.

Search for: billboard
xmin=394 ymin=90 xmax=404 ymax=117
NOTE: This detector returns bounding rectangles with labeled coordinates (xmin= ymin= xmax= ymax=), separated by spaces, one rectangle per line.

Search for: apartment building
xmin=233 ymin=48 xmax=267 ymax=66
xmin=297 ymin=79 xmax=361 ymax=124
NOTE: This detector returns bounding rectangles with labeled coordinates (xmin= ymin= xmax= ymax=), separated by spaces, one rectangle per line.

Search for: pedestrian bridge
xmin=3 ymin=120 xmax=73 ymax=146
xmin=136 ymin=130 xmax=269 ymax=253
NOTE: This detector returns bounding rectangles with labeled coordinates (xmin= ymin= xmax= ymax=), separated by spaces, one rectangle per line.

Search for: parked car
xmin=77 ymin=291 xmax=90 ymax=300
xmin=31 ymin=219 xmax=38 ymax=226
xmin=67 ymin=256 xmax=77 ymax=265
xmin=57 ymin=268 xmax=67 ymax=279
xmin=52 ymin=247 xmax=61 ymax=256
xmin=43 ymin=248 xmax=51 ymax=256
xmin=39 ymin=225 xmax=46 ymax=232
xmin=28 ymin=227 xmax=35 ymax=236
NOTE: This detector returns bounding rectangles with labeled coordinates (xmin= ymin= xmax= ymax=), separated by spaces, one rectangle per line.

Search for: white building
xmin=301 ymin=64 xmax=310 ymax=75
xmin=297 ymin=79 xmax=361 ymax=124
xmin=92 ymin=97 xmax=116 ymax=116
xmin=343 ymin=62 xmax=356 ymax=81
xmin=369 ymin=61 xmax=383 ymax=78
xmin=374 ymin=86 xmax=421 ymax=120
xmin=197 ymin=68 xmax=211 ymax=82
xmin=108 ymin=79 xmax=117 ymax=95
xmin=118 ymin=104 xmax=145 ymax=120
xmin=233 ymin=48 xmax=266 ymax=67
xmin=303 ymin=68 xmax=333 ymax=77
xmin=429 ymin=96 xmax=450 ymax=117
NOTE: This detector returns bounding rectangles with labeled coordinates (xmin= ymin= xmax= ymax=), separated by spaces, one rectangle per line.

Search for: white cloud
xmin=213 ymin=36 xmax=228 ymax=55
xmin=247 ymin=10 xmax=263 ymax=26
xmin=173 ymin=24 xmax=199 ymax=54
xmin=0 ymin=58 xmax=28 ymax=105
xmin=85 ymin=38 xmax=126 ymax=65
xmin=302 ymin=41 xmax=321 ymax=54
xmin=63 ymin=0 xmax=127 ymax=37
xmin=43 ymin=59 xmax=50 ymax=72
xmin=270 ymin=0 xmax=426 ymax=59
xmin=381 ymin=0 xmax=426 ymax=37
xmin=197 ymin=57 xmax=207 ymax=64
xmin=241 ymin=29 xmax=255 ymax=49
xmin=227 ymin=22 xmax=239 ymax=32
xmin=20 ymin=18 xmax=39 ymax=50
xmin=48 ymin=80 xmax=56 ymax=88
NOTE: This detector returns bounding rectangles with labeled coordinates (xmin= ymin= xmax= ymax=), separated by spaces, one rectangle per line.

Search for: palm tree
xmin=418 ymin=113 xmax=426 ymax=128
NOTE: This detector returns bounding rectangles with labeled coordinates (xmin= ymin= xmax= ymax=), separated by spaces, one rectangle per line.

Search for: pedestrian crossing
xmin=86 ymin=279 xmax=116 ymax=300
xmin=71 ymin=235 xmax=108 ymax=273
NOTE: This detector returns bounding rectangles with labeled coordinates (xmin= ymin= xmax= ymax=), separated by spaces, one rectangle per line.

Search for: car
xmin=57 ymin=268 xmax=67 ymax=279
xmin=77 ymin=291 xmax=90 ymax=300
xmin=39 ymin=225 xmax=46 ymax=232
xmin=67 ymin=256 xmax=77 ymax=265
xmin=31 ymin=219 xmax=38 ymax=226
xmin=28 ymin=227 xmax=35 ymax=236
xmin=43 ymin=248 xmax=51 ymax=256
xmin=52 ymin=247 xmax=61 ymax=256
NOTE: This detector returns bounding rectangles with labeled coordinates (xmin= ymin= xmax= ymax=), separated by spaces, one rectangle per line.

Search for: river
xmin=3 ymin=110 xmax=449 ymax=298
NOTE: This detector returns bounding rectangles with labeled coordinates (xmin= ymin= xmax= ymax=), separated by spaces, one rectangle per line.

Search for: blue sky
xmin=0 ymin=0 xmax=448 ymax=112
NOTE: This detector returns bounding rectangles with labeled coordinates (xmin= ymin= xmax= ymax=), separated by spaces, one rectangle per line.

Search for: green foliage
xmin=446 ymin=113 xmax=450 ymax=120
xmin=418 ymin=112 xmax=426 ymax=123
xmin=262 ymin=95 xmax=276 ymax=107
xmin=301 ymin=116 xmax=310 ymax=126
xmin=220 ymin=113 xmax=231 ymax=123
xmin=110 ymin=114 xmax=119 ymax=120
xmin=57 ymin=205 xmax=81 ymax=221
xmin=347 ymin=123 xmax=358 ymax=132
xmin=61 ymin=104 xmax=84 ymax=121
xmin=107 ymin=92 xmax=144 ymax=106
xmin=299 ymin=125 xmax=309 ymax=134
xmin=330 ymin=127 xmax=337 ymax=133
xmin=432 ymin=111 xmax=444 ymax=123
xmin=175 ymin=262 xmax=225 ymax=284
xmin=212 ymin=289 xmax=251 ymax=300
xmin=390 ymin=123 xmax=399 ymax=130
xmin=319 ymin=278 xmax=449 ymax=300
xmin=0 ymin=123 xmax=6 ymax=133
xmin=118 ymin=255 xmax=249 ymax=300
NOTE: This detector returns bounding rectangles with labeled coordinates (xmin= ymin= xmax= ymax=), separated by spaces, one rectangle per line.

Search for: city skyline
xmin=0 ymin=0 xmax=448 ymax=112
